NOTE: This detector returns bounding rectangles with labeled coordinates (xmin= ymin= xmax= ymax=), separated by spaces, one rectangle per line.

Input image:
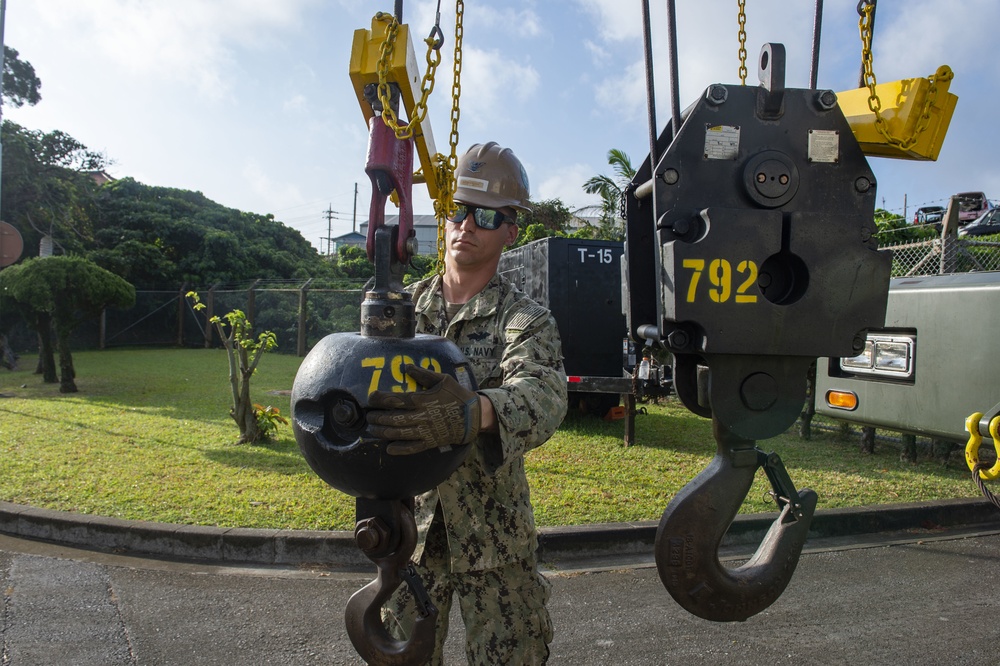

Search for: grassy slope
xmin=0 ymin=349 xmax=979 ymax=531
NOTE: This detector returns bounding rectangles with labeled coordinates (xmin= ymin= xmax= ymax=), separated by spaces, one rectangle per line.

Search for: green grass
xmin=0 ymin=348 xmax=980 ymax=531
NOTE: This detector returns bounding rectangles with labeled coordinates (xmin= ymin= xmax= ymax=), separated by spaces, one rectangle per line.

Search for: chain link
xmin=432 ymin=0 xmax=464 ymax=275
xmin=737 ymin=0 xmax=748 ymax=85
xmin=875 ymin=232 xmax=1000 ymax=276
xmin=371 ymin=6 xmax=463 ymax=274
xmin=374 ymin=12 xmax=441 ymax=141
xmin=858 ymin=2 xmax=947 ymax=152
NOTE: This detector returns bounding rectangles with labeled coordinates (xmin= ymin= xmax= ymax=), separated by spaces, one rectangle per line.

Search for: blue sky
xmin=6 ymin=0 xmax=999 ymax=252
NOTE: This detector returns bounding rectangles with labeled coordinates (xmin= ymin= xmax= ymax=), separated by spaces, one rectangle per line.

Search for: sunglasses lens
xmin=448 ymin=206 xmax=470 ymax=223
xmin=448 ymin=206 xmax=515 ymax=229
xmin=473 ymin=208 xmax=502 ymax=230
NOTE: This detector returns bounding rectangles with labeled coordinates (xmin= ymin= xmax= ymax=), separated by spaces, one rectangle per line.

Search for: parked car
xmin=913 ymin=205 xmax=945 ymax=226
xmin=955 ymin=191 xmax=990 ymax=223
xmin=959 ymin=207 xmax=1000 ymax=237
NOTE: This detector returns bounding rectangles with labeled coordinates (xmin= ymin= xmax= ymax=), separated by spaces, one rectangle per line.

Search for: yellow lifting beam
xmin=837 ymin=66 xmax=958 ymax=161
xmin=349 ymin=16 xmax=439 ymax=198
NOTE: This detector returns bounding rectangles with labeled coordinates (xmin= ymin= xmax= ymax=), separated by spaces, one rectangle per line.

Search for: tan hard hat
xmin=454 ymin=142 xmax=532 ymax=214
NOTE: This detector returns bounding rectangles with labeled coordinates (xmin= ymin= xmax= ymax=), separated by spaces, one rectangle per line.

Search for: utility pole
xmin=352 ymin=182 xmax=358 ymax=233
xmin=323 ymin=205 xmax=336 ymax=256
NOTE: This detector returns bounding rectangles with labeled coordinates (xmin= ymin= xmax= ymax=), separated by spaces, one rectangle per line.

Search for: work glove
xmin=366 ymin=364 xmax=481 ymax=455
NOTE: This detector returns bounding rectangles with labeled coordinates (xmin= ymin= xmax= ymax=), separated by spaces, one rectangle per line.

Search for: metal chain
xmin=374 ymin=12 xmax=442 ymax=140
xmin=618 ymin=185 xmax=630 ymax=221
xmin=737 ymin=0 xmax=748 ymax=85
xmin=858 ymin=1 xmax=944 ymax=151
xmin=432 ymin=0 xmax=464 ymax=275
xmin=371 ymin=5 xmax=463 ymax=274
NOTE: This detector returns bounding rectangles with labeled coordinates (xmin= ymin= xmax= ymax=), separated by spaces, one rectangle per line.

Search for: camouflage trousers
xmin=384 ymin=519 xmax=553 ymax=665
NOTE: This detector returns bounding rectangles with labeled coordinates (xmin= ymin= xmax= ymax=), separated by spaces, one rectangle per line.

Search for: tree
xmin=334 ymin=244 xmax=375 ymax=282
xmin=3 ymin=46 xmax=42 ymax=108
xmin=505 ymin=199 xmax=575 ymax=250
xmin=510 ymin=222 xmax=558 ymax=250
xmin=581 ymin=148 xmax=636 ymax=241
xmin=187 ymin=291 xmax=281 ymax=445
xmin=1 ymin=121 xmax=107 ymax=257
xmin=873 ymin=208 xmax=934 ymax=244
xmin=0 ymin=256 xmax=135 ymax=392
xmin=525 ymin=198 xmax=572 ymax=233
xmin=89 ymin=178 xmax=344 ymax=288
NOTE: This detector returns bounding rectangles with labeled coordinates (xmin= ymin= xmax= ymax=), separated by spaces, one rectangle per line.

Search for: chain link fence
xmin=2 ymin=281 xmax=367 ymax=357
xmin=876 ymin=226 xmax=1000 ymax=276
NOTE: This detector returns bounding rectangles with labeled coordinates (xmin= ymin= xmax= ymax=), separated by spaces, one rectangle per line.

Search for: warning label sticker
xmin=808 ymin=129 xmax=840 ymax=163
xmin=704 ymin=124 xmax=740 ymax=160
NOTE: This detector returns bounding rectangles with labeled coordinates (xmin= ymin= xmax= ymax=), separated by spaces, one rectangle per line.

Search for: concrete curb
xmin=537 ymin=497 xmax=1000 ymax=561
xmin=2 ymin=498 xmax=998 ymax=567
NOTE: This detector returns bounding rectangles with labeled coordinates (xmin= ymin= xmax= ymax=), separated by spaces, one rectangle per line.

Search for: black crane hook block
xmin=624 ymin=43 xmax=890 ymax=620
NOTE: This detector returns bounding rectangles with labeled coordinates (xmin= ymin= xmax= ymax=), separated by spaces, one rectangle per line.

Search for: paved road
xmin=3 ymin=526 xmax=1000 ymax=665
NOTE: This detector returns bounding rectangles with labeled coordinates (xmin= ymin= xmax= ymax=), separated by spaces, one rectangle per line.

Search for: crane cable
xmin=373 ymin=1 xmax=463 ymax=274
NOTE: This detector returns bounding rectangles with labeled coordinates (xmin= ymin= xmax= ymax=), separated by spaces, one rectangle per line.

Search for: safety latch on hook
xmin=758 ymin=448 xmax=806 ymax=520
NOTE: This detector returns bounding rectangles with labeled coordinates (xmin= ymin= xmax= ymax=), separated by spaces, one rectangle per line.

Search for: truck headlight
xmin=838 ymin=333 xmax=915 ymax=380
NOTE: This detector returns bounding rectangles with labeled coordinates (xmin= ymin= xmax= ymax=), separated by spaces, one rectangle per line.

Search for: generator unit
xmin=499 ymin=237 xmax=637 ymax=415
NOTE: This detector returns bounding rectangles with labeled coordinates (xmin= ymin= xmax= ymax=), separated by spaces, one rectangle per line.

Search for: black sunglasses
xmin=447 ymin=205 xmax=517 ymax=230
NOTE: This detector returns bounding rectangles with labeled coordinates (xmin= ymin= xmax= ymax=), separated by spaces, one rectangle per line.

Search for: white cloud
xmin=574 ymin=0 xmax=639 ymax=43
xmin=241 ymin=160 xmax=305 ymax=212
xmin=409 ymin=0 xmax=544 ymax=41
xmin=583 ymin=39 xmax=611 ymax=65
xmin=536 ymin=163 xmax=601 ymax=213
xmin=594 ymin=60 xmax=647 ymax=123
xmin=476 ymin=5 xmax=544 ymax=38
xmin=455 ymin=47 xmax=541 ymax=131
xmin=875 ymin=0 xmax=1000 ymax=79
xmin=21 ymin=0 xmax=316 ymax=100
xmin=283 ymin=94 xmax=309 ymax=113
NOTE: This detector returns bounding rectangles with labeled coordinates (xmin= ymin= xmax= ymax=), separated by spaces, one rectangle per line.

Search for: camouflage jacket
xmin=409 ymin=272 xmax=568 ymax=572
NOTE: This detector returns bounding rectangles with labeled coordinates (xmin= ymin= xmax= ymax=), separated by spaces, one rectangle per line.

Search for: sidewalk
xmin=2 ymin=497 xmax=997 ymax=567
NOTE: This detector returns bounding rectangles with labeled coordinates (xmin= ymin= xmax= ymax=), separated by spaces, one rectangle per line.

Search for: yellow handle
xmin=965 ymin=412 xmax=1000 ymax=480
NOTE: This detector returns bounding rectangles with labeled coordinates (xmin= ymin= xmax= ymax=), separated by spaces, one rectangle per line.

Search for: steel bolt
xmin=854 ymin=177 xmax=872 ymax=193
xmin=331 ymin=399 xmax=361 ymax=427
xmin=816 ymin=89 xmax=838 ymax=111
xmin=672 ymin=218 xmax=691 ymax=235
xmin=706 ymin=84 xmax=728 ymax=105
xmin=667 ymin=329 xmax=690 ymax=350
xmin=741 ymin=372 xmax=778 ymax=411
xmin=355 ymin=518 xmax=389 ymax=553
xmin=662 ymin=168 xmax=680 ymax=185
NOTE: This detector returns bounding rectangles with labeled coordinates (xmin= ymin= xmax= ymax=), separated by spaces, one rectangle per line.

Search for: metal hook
xmin=346 ymin=500 xmax=438 ymax=666
xmin=654 ymin=421 xmax=817 ymax=622
xmin=362 ymin=83 xmax=415 ymax=265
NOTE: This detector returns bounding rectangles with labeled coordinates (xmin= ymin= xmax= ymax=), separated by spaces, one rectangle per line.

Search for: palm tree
xmin=580 ymin=149 xmax=636 ymax=241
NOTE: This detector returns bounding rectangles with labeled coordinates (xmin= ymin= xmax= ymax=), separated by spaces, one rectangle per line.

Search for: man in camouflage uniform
xmin=367 ymin=142 xmax=568 ymax=664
